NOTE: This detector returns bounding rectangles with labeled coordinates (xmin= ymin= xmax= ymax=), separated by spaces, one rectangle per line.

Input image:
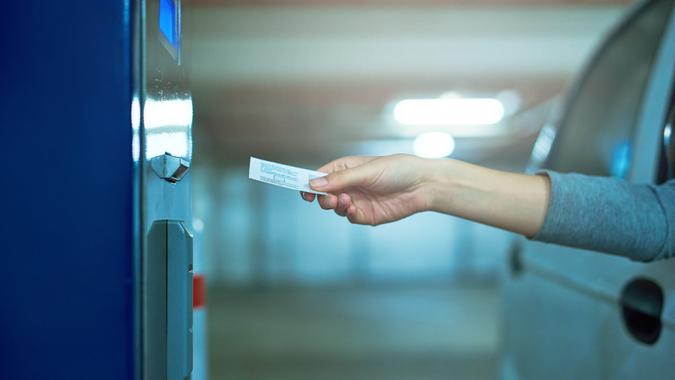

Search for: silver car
xmin=500 ymin=0 xmax=675 ymax=379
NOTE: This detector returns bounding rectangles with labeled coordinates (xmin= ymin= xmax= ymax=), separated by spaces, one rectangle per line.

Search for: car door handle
xmin=620 ymin=277 xmax=664 ymax=345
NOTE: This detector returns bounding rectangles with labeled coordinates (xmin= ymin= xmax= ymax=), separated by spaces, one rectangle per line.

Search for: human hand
xmin=300 ymin=154 xmax=433 ymax=225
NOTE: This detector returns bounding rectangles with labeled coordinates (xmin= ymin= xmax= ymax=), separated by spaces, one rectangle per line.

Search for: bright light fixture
xmin=394 ymin=98 xmax=505 ymax=126
xmin=413 ymin=132 xmax=455 ymax=158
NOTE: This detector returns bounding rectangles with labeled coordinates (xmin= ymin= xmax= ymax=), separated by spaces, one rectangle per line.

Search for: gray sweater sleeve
xmin=532 ymin=171 xmax=675 ymax=262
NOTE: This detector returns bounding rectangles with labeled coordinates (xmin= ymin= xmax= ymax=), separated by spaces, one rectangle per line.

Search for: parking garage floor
xmin=207 ymin=284 xmax=499 ymax=380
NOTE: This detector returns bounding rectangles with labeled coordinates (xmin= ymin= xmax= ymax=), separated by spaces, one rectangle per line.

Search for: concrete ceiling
xmin=188 ymin=0 xmax=629 ymax=168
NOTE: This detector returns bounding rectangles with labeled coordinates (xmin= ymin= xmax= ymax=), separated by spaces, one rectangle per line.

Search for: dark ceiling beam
xmin=192 ymin=0 xmax=630 ymax=7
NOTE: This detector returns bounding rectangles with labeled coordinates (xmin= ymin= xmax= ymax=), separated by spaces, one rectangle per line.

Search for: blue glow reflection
xmin=611 ymin=140 xmax=631 ymax=178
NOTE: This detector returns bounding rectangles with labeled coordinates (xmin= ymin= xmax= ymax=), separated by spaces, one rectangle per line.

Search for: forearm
xmin=532 ymin=172 xmax=674 ymax=261
xmin=421 ymin=159 xmax=550 ymax=237
xmin=419 ymin=158 xmax=675 ymax=261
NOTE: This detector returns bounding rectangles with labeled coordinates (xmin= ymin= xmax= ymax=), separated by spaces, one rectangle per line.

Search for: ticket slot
xmin=146 ymin=220 xmax=194 ymax=380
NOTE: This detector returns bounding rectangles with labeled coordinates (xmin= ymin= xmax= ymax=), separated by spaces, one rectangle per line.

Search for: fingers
xmin=316 ymin=155 xmax=376 ymax=174
xmin=346 ymin=205 xmax=358 ymax=223
xmin=334 ymin=193 xmax=351 ymax=217
xmin=306 ymin=190 xmax=370 ymax=225
xmin=346 ymin=205 xmax=370 ymax=225
xmin=300 ymin=191 xmax=352 ymax=220
xmin=303 ymin=156 xmax=372 ymax=204
xmin=303 ymin=156 xmax=380 ymax=225
xmin=318 ymin=194 xmax=338 ymax=210
xmin=312 ymin=192 xmax=353 ymax=216
xmin=300 ymin=191 xmax=315 ymax=202
xmin=310 ymin=164 xmax=371 ymax=193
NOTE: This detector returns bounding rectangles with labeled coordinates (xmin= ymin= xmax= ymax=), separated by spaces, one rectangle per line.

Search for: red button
xmin=193 ymin=274 xmax=206 ymax=309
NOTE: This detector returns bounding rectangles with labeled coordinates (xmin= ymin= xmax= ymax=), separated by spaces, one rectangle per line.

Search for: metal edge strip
xmin=132 ymin=0 xmax=147 ymax=379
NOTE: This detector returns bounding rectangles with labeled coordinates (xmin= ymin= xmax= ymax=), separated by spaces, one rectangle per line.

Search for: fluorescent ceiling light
xmin=394 ymin=98 xmax=504 ymax=126
xmin=413 ymin=132 xmax=455 ymax=158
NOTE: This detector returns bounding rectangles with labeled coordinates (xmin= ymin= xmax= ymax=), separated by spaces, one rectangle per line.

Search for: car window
xmin=545 ymin=0 xmax=673 ymax=178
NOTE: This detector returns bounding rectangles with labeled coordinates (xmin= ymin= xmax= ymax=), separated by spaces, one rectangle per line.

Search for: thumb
xmin=310 ymin=166 xmax=370 ymax=192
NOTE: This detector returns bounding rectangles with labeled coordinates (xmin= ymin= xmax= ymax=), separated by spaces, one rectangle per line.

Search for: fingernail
xmin=310 ymin=177 xmax=328 ymax=188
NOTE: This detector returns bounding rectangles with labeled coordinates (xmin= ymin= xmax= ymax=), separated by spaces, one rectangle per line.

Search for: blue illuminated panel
xmin=159 ymin=0 xmax=180 ymax=57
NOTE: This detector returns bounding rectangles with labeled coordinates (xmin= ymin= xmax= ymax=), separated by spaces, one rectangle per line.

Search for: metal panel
xmin=139 ymin=0 xmax=194 ymax=379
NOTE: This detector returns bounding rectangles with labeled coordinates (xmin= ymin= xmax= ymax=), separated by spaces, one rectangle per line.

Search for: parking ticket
xmin=248 ymin=157 xmax=328 ymax=195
